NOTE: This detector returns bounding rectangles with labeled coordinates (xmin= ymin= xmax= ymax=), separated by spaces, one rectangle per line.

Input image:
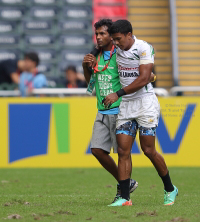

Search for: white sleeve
xmin=138 ymin=42 xmax=155 ymax=65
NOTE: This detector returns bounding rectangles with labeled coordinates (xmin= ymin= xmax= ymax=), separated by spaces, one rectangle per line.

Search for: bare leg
xmin=130 ymin=155 xmax=132 ymax=176
xmin=117 ymin=134 xmax=134 ymax=181
xmin=116 ymin=134 xmax=134 ymax=200
xmin=91 ymin=148 xmax=119 ymax=182
xmin=139 ymin=135 xmax=168 ymax=176
xmin=139 ymin=134 xmax=174 ymax=192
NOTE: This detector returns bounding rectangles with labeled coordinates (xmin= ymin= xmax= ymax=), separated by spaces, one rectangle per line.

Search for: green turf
xmin=0 ymin=168 xmax=199 ymax=222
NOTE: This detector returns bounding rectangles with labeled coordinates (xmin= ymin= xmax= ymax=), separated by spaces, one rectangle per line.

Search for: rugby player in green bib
xmin=82 ymin=19 xmax=139 ymax=204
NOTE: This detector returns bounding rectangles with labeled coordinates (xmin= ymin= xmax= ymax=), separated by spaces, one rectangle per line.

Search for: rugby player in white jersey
xmin=104 ymin=20 xmax=178 ymax=206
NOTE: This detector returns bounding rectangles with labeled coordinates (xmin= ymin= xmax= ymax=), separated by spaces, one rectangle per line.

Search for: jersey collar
xmin=103 ymin=47 xmax=116 ymax=61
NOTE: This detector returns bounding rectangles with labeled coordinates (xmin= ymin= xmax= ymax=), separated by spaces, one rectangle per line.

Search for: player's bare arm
xmin=124 ymin=63 xmax=153 ymax=94
xmin=104 ymin=63 xmax=153 ymax=106
xmin=82 ymin=54 xmax=97 ymax=83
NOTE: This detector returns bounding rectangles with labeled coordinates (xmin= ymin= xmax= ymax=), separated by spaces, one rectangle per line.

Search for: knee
xmin=118 ymin=146 xmax=130 ymax=159
xmin=142 ymin=146 xmax=156 ymax=159
xmin=91 ymin=148 xmax=105 ymax=158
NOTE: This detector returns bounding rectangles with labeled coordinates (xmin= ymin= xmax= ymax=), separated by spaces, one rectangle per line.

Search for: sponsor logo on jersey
xmin=141 ymin=51 xmax=146 ymax=57
xmin=98 ymin=64 xmax=114 ymax=70
xmin=119 ymin=71 xmax=139 ymax=77
xmin=118 ymin=65 xmax=139 ymax=71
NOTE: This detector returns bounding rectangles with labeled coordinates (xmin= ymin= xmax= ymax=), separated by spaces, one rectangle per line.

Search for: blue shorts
xmin=116 ymin=120 xmax=156 ymax=137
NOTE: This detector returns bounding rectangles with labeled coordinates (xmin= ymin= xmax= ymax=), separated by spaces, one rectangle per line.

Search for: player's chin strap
xmin=93 ymin=45 xmax=115 ymax=74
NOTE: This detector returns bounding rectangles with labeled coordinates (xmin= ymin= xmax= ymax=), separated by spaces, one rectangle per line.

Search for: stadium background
xmin=0 ymin=0 xmax=199 ymax=167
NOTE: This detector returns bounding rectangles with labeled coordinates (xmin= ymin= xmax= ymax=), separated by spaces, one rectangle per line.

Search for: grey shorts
xmin=90 ymin=112 xmax=118 ymax=153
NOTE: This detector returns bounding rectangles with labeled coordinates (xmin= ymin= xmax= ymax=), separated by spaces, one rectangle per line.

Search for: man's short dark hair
xmin=66 ymin=65 xmax=77 ymax=73
xmin=110 ymin=20 xmax=133 ymax=35
xmin=94 ymin=19 xmax=113 ymax=34
xmin=25 ymin=52 xmax=40 ymax=66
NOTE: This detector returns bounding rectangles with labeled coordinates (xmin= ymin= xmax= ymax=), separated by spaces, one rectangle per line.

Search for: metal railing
xmin=1 ymin=87 xmax=200 ymax=97
xmin=0 ymin=88 xmax=170 ymax=97
xmin=170 ymin=86 xmax=200 ymax=96
xmin=0 ymin=88 xmax=89 ymax=97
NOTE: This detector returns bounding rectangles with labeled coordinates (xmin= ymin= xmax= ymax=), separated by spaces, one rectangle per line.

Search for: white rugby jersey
xmin=116 ymin=36 xmax=155 ymax=101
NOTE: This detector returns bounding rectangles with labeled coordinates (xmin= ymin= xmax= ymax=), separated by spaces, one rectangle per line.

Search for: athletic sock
xmin=160 ymin=171 xmax=174 ymax=192
xmin=119 ymin=178 xmax=130 ymax=200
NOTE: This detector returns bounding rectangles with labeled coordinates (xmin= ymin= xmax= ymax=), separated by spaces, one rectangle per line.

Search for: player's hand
xmin=104 ymin=93 xmax=118 ymax=107
xmin=82 ymin=54 xmax=97 ymax=68
xmin=150 ymin=72 xmax=156 ymax=82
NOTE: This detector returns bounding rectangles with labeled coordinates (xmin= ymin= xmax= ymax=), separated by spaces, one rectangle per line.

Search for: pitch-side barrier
xmin=0 ymin=88 xmax=169 ymax=97
xmin=170 ymin=86 xmax=200 ymax=96
xmin=1 ymin=87 xmax=200 ymax=97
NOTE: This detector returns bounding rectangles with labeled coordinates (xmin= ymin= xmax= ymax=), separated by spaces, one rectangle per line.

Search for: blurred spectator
xmin=0 ymin=59 xmax=26 ymax=85
xmin=66 ymin=65 xmax=87 ymax=88
xmin=19 ymin=52 xmax=47 ymax=97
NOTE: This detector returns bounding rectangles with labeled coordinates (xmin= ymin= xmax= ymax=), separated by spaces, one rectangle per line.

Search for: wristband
xmin=116 ymin=89 xmax=126 ymax=98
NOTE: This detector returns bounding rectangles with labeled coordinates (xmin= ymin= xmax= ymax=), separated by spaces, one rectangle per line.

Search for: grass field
xmin=0 ymin=168 xmax=199 ymax=222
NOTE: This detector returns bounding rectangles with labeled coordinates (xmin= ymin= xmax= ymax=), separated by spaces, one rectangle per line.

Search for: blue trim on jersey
xmin=98 ymin=107 xmax=119 ymax=115
xmin=103 ymin=48 xmax=116 ymax=61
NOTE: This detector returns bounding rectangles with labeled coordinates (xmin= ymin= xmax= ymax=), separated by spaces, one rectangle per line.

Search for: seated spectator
xmin=19 ymin=52 xmax=47 ymax=97
xmin=0 ymin=58 xmax=26 ymax=85
xmin=66 ymin=65 xmax=87 ymax=88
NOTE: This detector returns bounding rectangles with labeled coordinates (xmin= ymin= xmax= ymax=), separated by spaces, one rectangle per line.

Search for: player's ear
xmin=127 ymin=32 xmax=132 ymax=39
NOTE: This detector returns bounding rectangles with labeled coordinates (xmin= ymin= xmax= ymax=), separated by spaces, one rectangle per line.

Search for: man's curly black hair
xmin=94 ymin=19 xmax=113 ymax=34
xmin=110 ymin=20 xmax=133 ymax=35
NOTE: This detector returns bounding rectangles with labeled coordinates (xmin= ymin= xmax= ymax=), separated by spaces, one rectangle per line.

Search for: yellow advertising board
xmin=0 ymin=97 xmax=199 ymax=168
